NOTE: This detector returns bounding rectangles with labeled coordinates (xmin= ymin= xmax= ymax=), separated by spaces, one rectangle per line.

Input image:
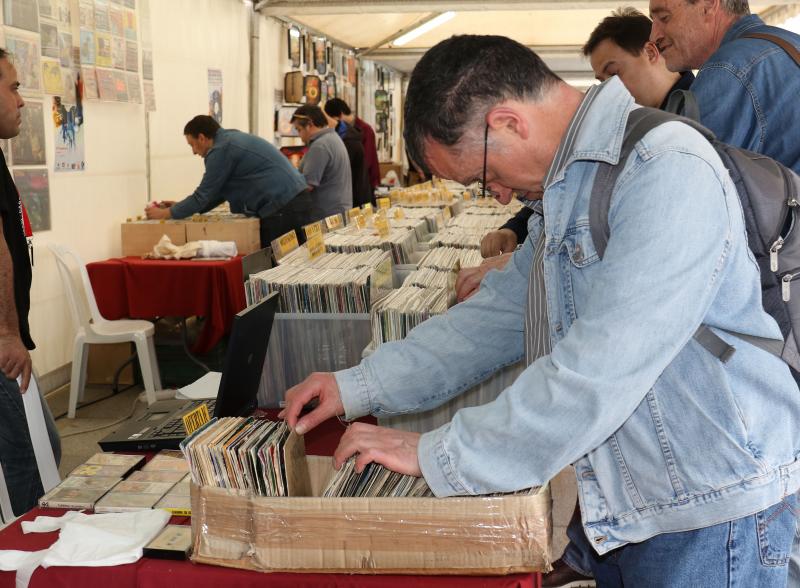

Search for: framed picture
xmin=287 ymin=26 xmax=301 ymax=68
xmin=276 ymin=106 xmax=299 ymax=137
xmin=325 ymin=73 xmax=336 ymax=98
xmin=314 ymin=39 xmax=327 ymax=75
xmin=304 ymin=33 xmax=313 ymax=68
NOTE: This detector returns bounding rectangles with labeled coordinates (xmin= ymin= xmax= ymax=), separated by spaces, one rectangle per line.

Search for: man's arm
xmin=0 ymin=222 xmax=31 ymax=391
xmin=299 ymin=144 xmax=329 ymax=188
xmin=168 ymin=148 xmax=232 ymax=219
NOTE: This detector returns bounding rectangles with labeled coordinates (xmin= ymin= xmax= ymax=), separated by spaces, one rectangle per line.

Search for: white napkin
xmin=0 ymin=509 xmax=170 ymax=588
xmin=197 ymin=240 xmax=237 ymax=258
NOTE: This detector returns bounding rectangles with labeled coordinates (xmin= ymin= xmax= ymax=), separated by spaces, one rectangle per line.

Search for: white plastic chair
xmin=48 ymin=244 xmax=162 ymax=418
xmin=0 ymin=374 xmax=61 ymax=527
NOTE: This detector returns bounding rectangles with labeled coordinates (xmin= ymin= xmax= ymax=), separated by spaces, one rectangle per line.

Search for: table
xmin=87 ymin=257 xmax=246 ymax=355
xmin=0 ymin=414 xmax=541 ymax=588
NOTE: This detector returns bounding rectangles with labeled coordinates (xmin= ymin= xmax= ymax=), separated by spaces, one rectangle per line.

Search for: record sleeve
xmin=143 ymin=525 xmax=192 ymax=560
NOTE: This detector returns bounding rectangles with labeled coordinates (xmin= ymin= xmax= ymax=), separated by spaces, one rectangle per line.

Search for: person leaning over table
xmin=456 ymin=8 xmax=695 ymax=304
xmin=0 ymin=48 xmax=61 ymax=517
xmin=144 ymin=115 xmax=312 ymax=247
xmin=281 ymin=35 xmax=800 ymax=587
xmin=291 ymin=105 xmax=352 ymax=223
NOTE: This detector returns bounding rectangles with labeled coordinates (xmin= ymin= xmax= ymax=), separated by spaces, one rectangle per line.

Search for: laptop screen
xmin=213 ymin=291 xmax=279 ymax=418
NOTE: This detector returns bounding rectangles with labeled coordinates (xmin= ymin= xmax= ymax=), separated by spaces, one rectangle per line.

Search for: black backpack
xmin=588 ymin=106 xmax=800 ymax=374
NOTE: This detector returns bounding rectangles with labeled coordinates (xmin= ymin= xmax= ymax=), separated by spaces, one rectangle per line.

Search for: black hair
xmin=183 ymin=115 xmax=221 ymax=139
xmin=403 ymin=35 xmax=561 ymax=174
xmin=582 ymin=8 xmax=653 ymax=57
xmin=291 ymin=105 xmax=328 ymax=128
xmin=323 ymin=98 xmax=352 ymax=118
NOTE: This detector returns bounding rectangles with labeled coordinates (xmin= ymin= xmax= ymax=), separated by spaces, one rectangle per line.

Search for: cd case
xmin=143 ymin=525 xmax=192 ymax=560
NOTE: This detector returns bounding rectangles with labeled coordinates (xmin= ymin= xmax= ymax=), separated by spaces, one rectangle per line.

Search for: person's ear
xmin=643 ymin=41 xmax=660 ymax=64
xmin=486 ymin=106 xmax=529 ymax=141
xmin=701 ymin=0 xmax=719 ymax=16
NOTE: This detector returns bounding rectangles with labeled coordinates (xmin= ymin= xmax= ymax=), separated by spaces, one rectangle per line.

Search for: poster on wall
xmin=40 ymin=21 xmax=60 ymax=59
xmin=4 ymin=0 xmax=40 ymax=32
xmin=52 ymin=96 xmax=86 ymax=172
xmin=81 ymin=67 xmax=99 ymax=99
xmin=143 ymin=80 xmax=156 ymax=111
xmin=95 ymin=67 xmax=115 ymax=100
xmin=41 ymin=59 xmax=64 ymax=95
xmin=38 ymin=0 xmax=56 ymax=20
xmin=95 ymin=32 xmax=112 ymax=67
xmin=207 ymin=68 xmax=222 ymax=124
xmin=126 ymin=72 xmax=141 ymax=103
xmin=288 ymin=27 xmax=301 ymax=68
xmin=112 ymin=70 xmax=128 ymax=101
xmin=125 ymin=40 xmax=138 ymax=72
xmin=79 ymin=0 xmax=95 ymax=28
xmin=314 ymin=39 xmax=326 ymax=75
xmin=6 ymin=34 xmax=43 ymax=94
xmin=111 ymin=36 xmax=125 ymax=69
xmin=59 ymin=32 xmax=73 ymax=67
xmin=94 ymin=0 xmax=110 ymax=32
xmin=11 ymin=101 xmax=46 ymax=165
xmin=14 ymin=170 xmax=51 ymax=232
xmin=80 ymin=30 xmax=95 ymax=64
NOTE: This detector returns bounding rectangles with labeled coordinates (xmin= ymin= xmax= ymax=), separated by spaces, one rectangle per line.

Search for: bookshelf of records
xmin=247 ymin=180 xmax=526 ymax=432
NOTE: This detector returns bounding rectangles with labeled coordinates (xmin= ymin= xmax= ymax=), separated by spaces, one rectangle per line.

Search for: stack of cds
xmin=402 ymin=267 xmax=455 ymax=290
xmin=418 ymin=247 xmax=483 ymax=271
xmin=371 ymin=286 xmax=449 ymax=343
xmin=322 ymin=457 xmax=433 ymax=497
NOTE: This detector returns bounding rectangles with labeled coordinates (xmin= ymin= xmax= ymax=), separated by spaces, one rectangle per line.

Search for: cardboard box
xmin=121 ymin=220 xmax=187 ymax=257
xmin=190 ymin=455 xmax=552 ymax=575
xmin=86 ymin=343 xmax=134 ymax=386
xmin=185 ymin=217 xmax=260 ymax=255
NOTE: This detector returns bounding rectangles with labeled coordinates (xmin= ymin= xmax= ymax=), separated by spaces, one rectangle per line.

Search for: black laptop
xmin=99 ymin=292 xmax=279 ymax=452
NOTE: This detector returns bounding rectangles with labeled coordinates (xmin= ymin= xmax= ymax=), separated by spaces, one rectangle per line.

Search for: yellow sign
xmin=182 ymin=404 xmax=211 ymax=435
xmin=394 ymin=208 xmax=405 ymax=220
xmin=325 ymin=213 xmax=343 ymax=231
xmin=348 ymin=207 xmax=361 ymax=223
xmin=354 ymin=213 xmax=366 ymax=229
xmin=442 ymin=206 xmax=452 ymax=222
xmin=463 ymin=192 xmax=472 ymax=201
xmin=377 ymin=197 xmax=391 ymax=210
xmin=362 ymin=203 xmax=374 ymax=218
xmin=272 ymin=230 xmax=300 ymax=260
xmin=306 ymin=234 xmax=325 ymax=259
xmin=303 ymin=221 xmax=323 ymax=241
xmin=374 ymin=213 xmax=390 ymax=237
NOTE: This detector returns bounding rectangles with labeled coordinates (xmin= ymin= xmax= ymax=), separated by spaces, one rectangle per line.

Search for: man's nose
xmin=650 ymin=21 xmax=663 ymax=45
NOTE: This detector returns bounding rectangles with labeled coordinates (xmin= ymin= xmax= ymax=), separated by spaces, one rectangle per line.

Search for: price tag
xmin=394 ymin=208 xmax=405 ymax=220
xmin=306 ymin=233 xmax=325 ymax=259
xmin=348 ymin=207 xmax=361 ymax=223
xmin=271 ymin=230 xmax=300 ymax=261
xmin=463 ymin=191 xmax=472 ymax=201
xmin=354 ymin=213 xmax=366 ymax=229
xmin=377 ymin=197 xmax=391 ymax=210
xmin=325 ymin=213 xmax=343 ymax=231
xmin=182 ymin=404 xmax=211 ymax=435
xmin=362 ymin=203 xmax=373 ymax=218
xmin=374 ymin=213 xmax=390 ymax=237
xmin=442 ymin=206 xmax=452 ymax=222
xmin=303 ymin=221 xmax=323 ymax=241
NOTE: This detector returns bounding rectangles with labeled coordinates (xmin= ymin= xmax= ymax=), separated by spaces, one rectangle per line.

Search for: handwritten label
xmin=362 ymin=203 xmax=373 ymax=218
xmin=306 ymin=234 xmax=325 ymax=259
xmin=348 ymin=207 xmax=361 ymax=223
xmin=394 ymin=208 xmax=405 ymax=220
xmin=374 ymin=213 xmax=390 ymax=237
xmin=325 ymin=213 xmax=343 ymax=231
xmin=303 ymin=221 xmax=323 ymax=241
xmin=271 ymin=230 xmax=300 ymax=260
xmin=377 ymin=197 xmax=391 ymax=210
xmin=354 ymin=213 xmax=366 ymax=229
xmin=182 ymin=404 xmax=211 ymax=435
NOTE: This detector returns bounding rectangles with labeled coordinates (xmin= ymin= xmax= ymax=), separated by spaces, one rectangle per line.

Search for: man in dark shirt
xmin=323 ymin=102 xmax=372 ymax=207
xmin=0 ymin=48 xmax=60 ymax=517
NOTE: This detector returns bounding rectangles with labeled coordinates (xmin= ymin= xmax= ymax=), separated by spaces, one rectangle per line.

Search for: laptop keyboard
xmin=149 ymin=399 xmax=216 ymax=439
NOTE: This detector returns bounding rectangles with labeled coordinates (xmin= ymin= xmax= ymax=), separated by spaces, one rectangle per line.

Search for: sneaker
xmin=541 ymin=558 xmax=596 ymax=588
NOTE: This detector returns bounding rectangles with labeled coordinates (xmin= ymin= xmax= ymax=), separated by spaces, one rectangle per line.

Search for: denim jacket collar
xmin=545 ymin=77 xmax=634 ymax=189
xmin=721 ymin=13 xmax=766 ymax=44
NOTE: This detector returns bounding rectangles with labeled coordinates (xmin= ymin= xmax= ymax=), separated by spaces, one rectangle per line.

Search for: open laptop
xmin=99 ymin=292 xmax=279 ymax=452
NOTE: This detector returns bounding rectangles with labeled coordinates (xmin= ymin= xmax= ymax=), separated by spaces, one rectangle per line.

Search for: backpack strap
xmin=588 ymin=106 xmax=785 ymax=364
xmin=664 ymin=89 xmax=701 ymax=121
xmin=743 ymin=32 xmax=800 ymax=68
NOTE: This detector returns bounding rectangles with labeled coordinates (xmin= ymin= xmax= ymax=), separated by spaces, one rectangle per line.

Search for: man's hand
xmin=0 ymin=333 xmax=31 ymax=392
xmin=455 ymin=252 xmax=513 ymax=302
xmin=144 ymin=201 xmax=175 ymax=220
xmin=333 ymin=422 xmax=422 ymax=477
xmin=480 ymin=228 xmax=518 ymax=258
xmin=279 ymin=372 xmax=344 ymax=435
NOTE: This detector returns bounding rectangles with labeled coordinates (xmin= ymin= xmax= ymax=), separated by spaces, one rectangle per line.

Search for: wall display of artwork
xmin=14 ymin=169 xmax=51 ymax=232
xmin=6 ymin=33 xmax=43 ymax=94
xmin=52 ymin=96 xmax=86 ymax=172
xmin=5 ymin=0 xmax=40 ymax=33
xmin=288 ymin=26 xmax=301 ymax=68
xmin=39 ymin=20 xmax=59 ymax=59
xmin=11 ymin=101 xmax=46 ymax=166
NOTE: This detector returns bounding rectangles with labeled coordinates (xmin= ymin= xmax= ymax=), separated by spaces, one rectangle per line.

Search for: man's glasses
xmin=480 ymin=122 xmax=489 ymax=199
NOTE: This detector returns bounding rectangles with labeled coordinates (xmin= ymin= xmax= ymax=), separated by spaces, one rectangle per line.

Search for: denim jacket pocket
xmin=756 ymin=494 xmax=797 ymax=566
xmin=562 ymin=224 xmax=600 ymax=268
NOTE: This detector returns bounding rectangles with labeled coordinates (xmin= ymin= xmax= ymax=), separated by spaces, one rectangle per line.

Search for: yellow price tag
xmin=377 ymin=197 xmax=391 ymax=210
xmin=182 ymin=404 xmax=211 ymax=435
xmin=362 ymin=203 xmax=373 ymax=218
xmin=463 ymin=191 xmax=471 ymax=201
xmin=394 ymin=208 xmax=405 ymax=220
xmin=306 ymin=234 xmax=325 ymax=259
xmin=303 ymin=221 xmax=323 ymax=241
xmin=354 ymin=213 xmax=366 ymax=229
xmin=325 ymin=213 xmax=343 ymax=231
xmin=374 ymin=213 xmax=390 ymax=237
xmin=347 ymin=207 xmax=361 ymax=223
xmin=276 ymin=231 xmax=299 ymax=256
xmin=442 ymin=206 xmax=452 ymax=222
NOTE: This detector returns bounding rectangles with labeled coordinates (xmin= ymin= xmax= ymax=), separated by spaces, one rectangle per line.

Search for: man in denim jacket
xmin=650 ymin=0 xmax=800 ymax=173
xmin=283 ymin=36 xmax=800 ymax=585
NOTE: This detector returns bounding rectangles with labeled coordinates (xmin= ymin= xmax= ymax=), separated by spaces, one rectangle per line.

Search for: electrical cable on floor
xmin=52 ymin=390 xmax=126 ymax=421
xmin=58 ymin=395 xmax=141 ymax=439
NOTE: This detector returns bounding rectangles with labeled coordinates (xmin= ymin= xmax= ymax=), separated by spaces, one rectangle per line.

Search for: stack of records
xmin=371 ymin=286 xmax=449 ymax=343
xmin=181 ymin=417 xmax=296 ymax=497
xmin=277 ymin=248 xmax=388 ymax=269
xmin=418 ymin=247 xmax=483 ymax=272
xmin=402 ymin=267 xmax=456 ymax=290
xmin=324 ymin=228 xmax=418 ymax=265
xmin=428 ymin=229 xmax=484 ymax=250
xmin=447 ymin=214 xmax=510 ymax=230
xmin=464 ymin=197 xmax=525 ymax=214
xmin=322 ymin=457 xmax=433 ymax=498
xmin=154 ymin=474 xmax=192 ymax=516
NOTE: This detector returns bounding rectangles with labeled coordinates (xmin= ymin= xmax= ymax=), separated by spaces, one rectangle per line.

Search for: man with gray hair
xmin=283 ymin=35 xmax=800 ymax=585
xmin=649 ymin=0 xmax=800 ymax=172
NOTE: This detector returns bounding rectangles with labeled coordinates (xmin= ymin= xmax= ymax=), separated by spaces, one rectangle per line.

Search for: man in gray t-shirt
xmin=292 ymin=105 xmax=352 ymax=221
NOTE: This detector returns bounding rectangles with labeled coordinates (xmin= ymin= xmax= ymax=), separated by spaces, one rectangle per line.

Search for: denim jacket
xmin=170 ymin=129 xmax=307 ymax=219
xmin=692 ymin=14 xmax=800 ymax=173
xmin=335 ymin=77 xmax=800 ymax=553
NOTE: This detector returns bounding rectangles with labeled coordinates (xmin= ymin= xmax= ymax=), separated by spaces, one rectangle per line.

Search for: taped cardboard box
xmin=185 ymin=217 xmax=260 ymax=255
xmin=121 ymin=220 xmax=187 ymax=257
xmin=190 ymin=455 xmax=552 ymax=575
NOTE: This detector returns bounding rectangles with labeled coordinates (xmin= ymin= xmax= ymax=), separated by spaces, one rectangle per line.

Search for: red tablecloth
xmin=86 ymin=257 xmax=246 ymax=354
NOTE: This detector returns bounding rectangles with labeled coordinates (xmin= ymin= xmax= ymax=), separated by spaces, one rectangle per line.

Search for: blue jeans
xmin=569 ymin=495 xmax=797 ymax=587
xmin=0 ymin=371 xmax=61 ymax=516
